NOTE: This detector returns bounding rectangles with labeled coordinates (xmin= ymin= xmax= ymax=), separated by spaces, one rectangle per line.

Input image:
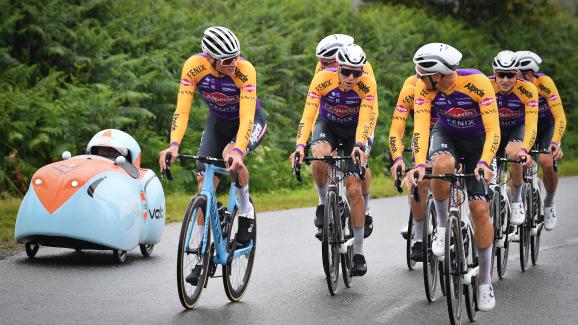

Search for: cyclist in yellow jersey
xmin=159 ymin=28 xmax=266 ymax=285
xmin=407 ymin=43 xmax=499 ymax=311
xmin=516 ymin=50 xmax=566 ymax=230
xmin=388 ymin=75 xmax=438 ymax=260
xmin=292 ymin=44 xmax=378 ymax=276
xmin=313 ymin=34 xmax=376 ymax=238
xmin=489 ymin=50 xmax=538 ymax=225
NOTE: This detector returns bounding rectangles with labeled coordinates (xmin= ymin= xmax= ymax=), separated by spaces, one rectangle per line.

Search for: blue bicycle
xmin=164 ymin=153 xmax=256 ymax=309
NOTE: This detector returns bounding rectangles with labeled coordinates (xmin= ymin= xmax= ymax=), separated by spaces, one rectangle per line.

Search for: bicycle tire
xmin=322 ymin=190 xmax=340 ymax=295
xmin=531 ymin=186 xmax=542 ymax=265
xmin=223 ymin=198 xmax=257 ymax=302
xmin=341 ymin=204 xmax=353 ymax=288
xmin=406 ymin=212 xmax=416 ymax=270
xmin=497 ymin=203 xmax=510 ymax=279
xmin=177 ymin=195 xmax=211 ymax=310
xmin=464 ymin=227 xmax=478 ymax=322
xmin=490 ymin=187 xmax=500 ymax=279
xmin=423 ymin=197 xmax=438 ymax=303
xmin=445 ymin=213 xmax=464 ymax=325
xmin=520 ymin=184 xmax=531 ymax=271
xmin=25 ymin=243 xmax=39 ymax=258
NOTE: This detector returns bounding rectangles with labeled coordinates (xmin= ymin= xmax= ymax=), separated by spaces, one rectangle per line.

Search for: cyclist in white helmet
xmin=515 ymin=50 xmax=566 ymax=230
xmin=407 ymin=42 xmax=500 ymax=311
xmin=489 ymin=50 xmax=538 ymax=225
xmin=311 ymin=34 xmax=376 ymax=239
xmin=292 ymin=44 xmax=379 ymax=276
xmin=159 ymin=26 xmax=267 ymax=286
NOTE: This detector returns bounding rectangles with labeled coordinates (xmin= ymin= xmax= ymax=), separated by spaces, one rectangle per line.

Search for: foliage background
xmin=1 ymin=0 xmax=577 ymax=197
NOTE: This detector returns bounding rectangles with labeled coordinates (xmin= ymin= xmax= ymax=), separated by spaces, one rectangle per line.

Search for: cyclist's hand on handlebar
xmin=475 ymin=163 xmax=493 ymax=183
xmin=390 ymin=159 xmax=406 ymax=183
xmin=351 ymin=146 xmax=367 ymax=166
xmin=406 ymin=166 xmax=425 ymax=188
xmin=517 ymin=150 xmax=532 ymax=167
xmin=225 ymin=149 xmax=245 ymax=172
xmin=159 ymin=145 xmax=179 ymax=171
xmin=290 ymin=146 xmax=305 ymax=168
xmin=551 ymin=144 xmax=563 ymax=161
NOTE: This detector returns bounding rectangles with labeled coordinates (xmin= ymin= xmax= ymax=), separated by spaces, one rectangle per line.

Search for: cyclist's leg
xmin=536 ymin=120 xmax=558 ymax=229
xmin=504 ymin=125 xmax=525 ymax=224
xmin=311 ymin=119 xmax=336 ymax=230
xmin=362 ymin=135 xmax=373 ymax=237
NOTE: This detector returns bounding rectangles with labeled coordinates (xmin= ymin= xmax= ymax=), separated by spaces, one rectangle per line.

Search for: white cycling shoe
xmin=544 ymin=205 xmax=557 ymax=231
xmin=400 ymin=223 xmax=409 ymax=238
xmin=432 ymin=227 xmax=446 ymax=257
xmin=510 ymin=202 xmax=525 ymax=225
xmin=477 ymin=284 xmax=496 ymax=311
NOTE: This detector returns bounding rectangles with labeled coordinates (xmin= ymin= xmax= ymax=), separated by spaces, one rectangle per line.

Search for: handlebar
xmin=354 ymin=151 xmax=366 ymax=180
xmin=412 ymin=169 xmax=488 ymax=201
xmin=162 ymin=153 xmax=238 ymax=185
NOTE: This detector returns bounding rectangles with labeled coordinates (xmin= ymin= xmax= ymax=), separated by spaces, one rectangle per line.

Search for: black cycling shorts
xmin=196 ymin=107 xmax=267 ymax=175
xmin=429 ymin=125 xmax=487 ymax=201
xmin=311 ymin=118 xmax=361 ymax=176
xmin=535 ymin=118 xmax=555 ymax=152
xmin=498 ymin=124 xmax=524 ymax=156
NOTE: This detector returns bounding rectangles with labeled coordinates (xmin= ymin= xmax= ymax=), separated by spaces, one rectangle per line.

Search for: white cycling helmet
xmin=413 ymin=42 xmax=462 ymax=75
xmin=87 ymin=129 xmax=142 ymax=167
xmin=516 ymin=50 xmax=542 ymax=72
xmin=316 ymin=34 xmax=354 ymax=60
xmin=492 ymin=50 xmax=519 ymax=71
xmin=201 ymin=26 xmax=240 ymax=59
xmin=336 ymin=44 xmax=367 ymax=67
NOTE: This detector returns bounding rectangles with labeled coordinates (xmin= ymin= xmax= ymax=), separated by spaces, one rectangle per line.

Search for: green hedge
xmin=1 ymin=0 xmax=576 ymax=196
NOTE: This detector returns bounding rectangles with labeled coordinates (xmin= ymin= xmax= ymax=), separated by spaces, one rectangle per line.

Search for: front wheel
xmin=322 ymin=190 xmax=340 ymax=296
xmin=464 ymin=227 xmax=478 ymax=322
xmin=177 ymin=195 xmax=211 ymax=310
xmin=113 ymin=250 xmax=127 ymax=264
xmin=140 ymin=244 xmax=154 ymax=257
xmin=341 ymin=206 xmax=353 ymax=288
xmin=445 ymin=213 xmax=464 ymax=325
xmin=531 ymin=187 xmax=543 ymax=265
xmin=223 ymin=198 xmax=257 ymax=302
xmin=25 ymin=243 xmax=39 ymax=258
xmin=423 ymin=198 xmax=438 ymax=303
xmin=497 ymin=196 xmax=510 ymax=279
xmin=520 ymin=184 xmax=532 ymax=271
xmin=406 ymin=212 xmax=416 ymax=270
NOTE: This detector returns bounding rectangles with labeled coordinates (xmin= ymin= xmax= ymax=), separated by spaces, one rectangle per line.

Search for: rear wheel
xmin=223 ymin=199 xmax=257 ymax=302
xmin=177 ymin=195 xmax=211 ymax=309
xmin=113 ymin=250 xmax=128 ymax=264
xmin=406 ymin=212 xmax=416 ymax=270
xmin=445 ymin=213 xmax=464 ymax=325
xmin=322 ymin=190 xmax=340 ymax=296
xmin=140 ymin=244 xmax=154 ymax=257
xmin=25 ymin=243 xmax=39 ymax=258
xmin=423 ymin=198 xmax=438 ymax=303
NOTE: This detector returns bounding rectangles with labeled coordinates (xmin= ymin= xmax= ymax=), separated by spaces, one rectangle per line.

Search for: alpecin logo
xmin=325 ymin=103 xmax=358 ymax=117
xmin=517 ymin=85 xmax=533 ymax=98
xmin=465 ymin=82 xmax=485 ymax=97
xmin=201 ymin=91 xmax=239 ymax=106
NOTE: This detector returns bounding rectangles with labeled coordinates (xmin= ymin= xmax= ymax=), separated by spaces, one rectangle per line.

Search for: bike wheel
xmin=531 ymin=187 xmax=543 ymax=265
xmin=497 ymin=204 xmax=510 ymax=279
xmin=490 ymin=188 xmax=500 ymax=279
xmin=520 ymin=185 xmax=531 ymax=271
xmin=406 ymin=212 xmax=416 ymax=270
xmin=223 ymin=199 xmax=257 ymax=302
xmin=177 ymin=195 xmax=211 ymax=309
xmin=341 ymin=206 xmax=353 ymax=288
xmin=464 ymin=227 xmax=478 ymax=322
xmin=322 ymin=190 xmax=340 ymax=295
xmin=444 ymin=213 xmax=464 ymax=325
xmin=140 ymin=244 xmax=154 ymax=257
xmin=423 ymin=198 xmax=438 ymax=303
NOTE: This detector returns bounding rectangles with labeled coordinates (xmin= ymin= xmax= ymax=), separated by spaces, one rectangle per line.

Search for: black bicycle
xmin=294 ymin=147 xmax=364 ymax=295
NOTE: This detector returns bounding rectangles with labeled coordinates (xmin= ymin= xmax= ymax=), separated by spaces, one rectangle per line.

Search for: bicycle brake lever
xmin=163 ymin=152 xmax=173 ymax=181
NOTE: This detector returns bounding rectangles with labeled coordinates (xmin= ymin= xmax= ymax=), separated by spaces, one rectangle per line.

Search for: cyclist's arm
xmin=355 ymin=76 xmax=378 ymax=145
xmin=477 ymin=79 xmax=501 ymax=166
xmin=233 ymin=62 xmax=257 ymax=155
xmin=411 ymin=80 xmax=432 ymax=168
xmin=388 ymin=84 xmax=414 ymax=161
xmin=170 ymin=59 xmax=198 ymax=146
xmin=521 ymin=83 xmax=539 ymax=152
xmin=542 ymin=76 xmax=566 ymax=145
xmin=296 ymin=74 xmax=324 ymax=147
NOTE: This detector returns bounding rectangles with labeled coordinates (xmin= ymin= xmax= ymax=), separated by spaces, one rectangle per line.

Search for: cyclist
xmin=489 ymin=50 xmax=538 ymax=225
xmin=87 ymin=129 xmax=141 ymax=166
xmin=407 ymin=43 xmax=500 ymax=311
xmin=389 ymin=75 xmax=438 ymax=261
xmin=313 ymin=34 xmax=376 ymax=239
xmin=159 ymin=26 xmax=267 ymax=284
xmin=516 ymin=50 xmax=566 ymax=230
xmin=292 ymin=44 xmax=378 ymax=276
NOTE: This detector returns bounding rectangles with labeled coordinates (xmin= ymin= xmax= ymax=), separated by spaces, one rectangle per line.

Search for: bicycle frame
xmin=184 ymin=163 xmax=254 ymax=267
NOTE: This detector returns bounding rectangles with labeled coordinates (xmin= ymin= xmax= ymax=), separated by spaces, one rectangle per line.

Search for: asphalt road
xmin=2 ymin=177 xmax=578 ymax=325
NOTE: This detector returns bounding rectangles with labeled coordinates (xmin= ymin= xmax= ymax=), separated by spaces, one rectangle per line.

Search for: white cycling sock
xmin=434 ymin=198 xmax=449 ymax=228
xmin=317 ymin=184 xmax=328 ymax=205
xmin=511 ymin=184 xmax=523 ymax=203
xmin=544 ymin=191 xmax=555 ymax=207
xmin=363 ymin=192 xmax=370 ymax=212
xmin=236 ymin=185 xmax=253 ymax=218
xmin=412 ymin=220 xmax=423 ymax=242
xmin=353 ymin=227 xmax=364 ymax=255
xmin=478 ymin=247 xmax=493 ymax=285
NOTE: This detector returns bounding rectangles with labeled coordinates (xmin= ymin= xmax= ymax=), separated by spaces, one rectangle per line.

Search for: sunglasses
xmin=415 ymin=71 xmax=436 ymax=80
xmin=496 ymin=71 xmax=517 ymax=79
xmin=320 ymin=59 xmax=336 ymax=67
xmin=339 ymin=67 xmax=363 ymax=78
xmin=220 ymin=55 xmax=239 ymax=67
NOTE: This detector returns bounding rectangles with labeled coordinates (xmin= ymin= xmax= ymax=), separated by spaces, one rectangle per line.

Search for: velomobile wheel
xmin=113 ymin=250 xmax=128 ymax=264
xmin=25 ymin=243 xmax=39 ymax=258
xmin=140 ymin=244 xmax=154 ymax=257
